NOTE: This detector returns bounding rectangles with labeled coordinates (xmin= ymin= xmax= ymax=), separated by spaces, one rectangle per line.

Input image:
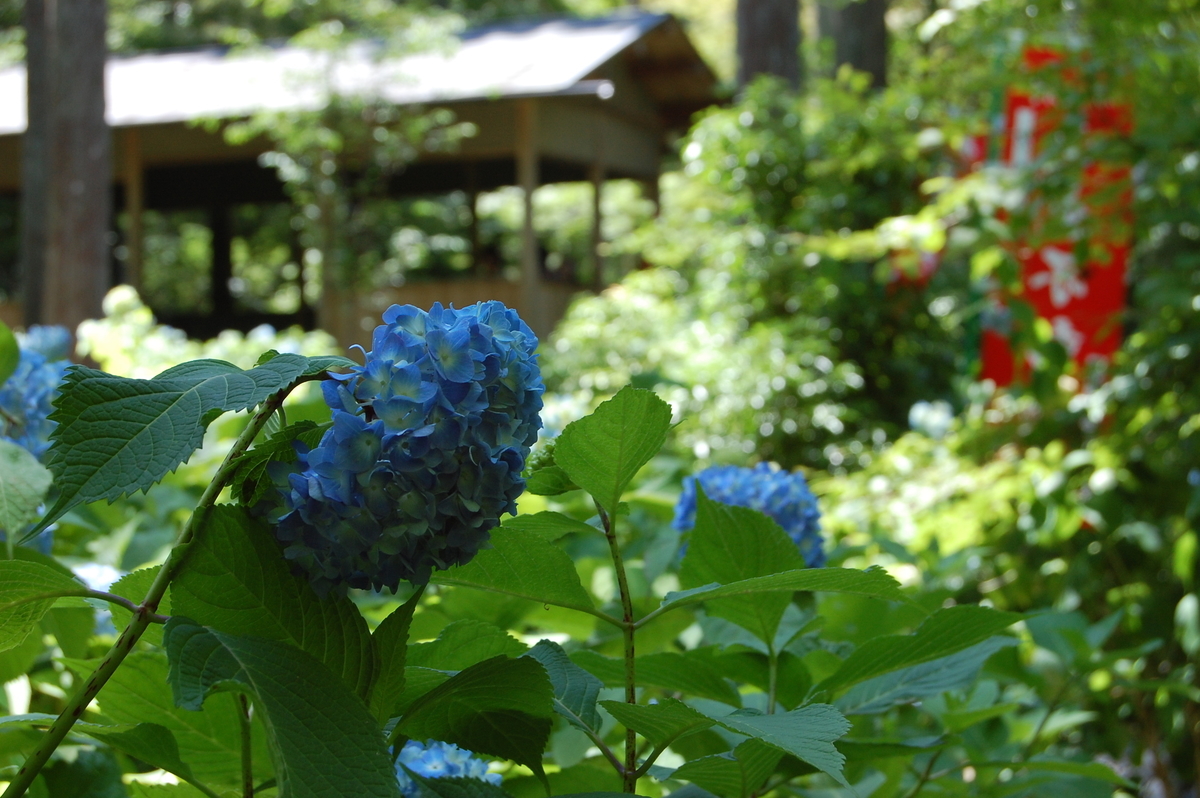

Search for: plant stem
xmin=766 ymin=646 xmax=779 ymax=715
xmin=903 ymin=750 xmax=941 ymax=798
xmin=1 ymin=382 xmax=306 ymax=798
xmin=598 ymin=502 xmax=638 ymax=794
xmin=238 ymin=694 xmax=254 ymax=798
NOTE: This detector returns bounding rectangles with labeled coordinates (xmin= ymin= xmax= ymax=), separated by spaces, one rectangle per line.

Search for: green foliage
xmin=555 ymin=386 xmax=672 ymax=515
xmin=0 ymin=560 xmax=84 ymax=652
xmin=39 ymin=353 xmax=350 ymax=530
xmin=0 ymin=440 xmax=52 ymax=536
xmin=0 ymin=320 xmax=17 ymax=388
xmin=165 ymin=618 xmax=401 ymax=798
xmin=397 ymin=655 xmax=555 ymax=786
xmin=171 ymin=506 xmax=378 ymax=698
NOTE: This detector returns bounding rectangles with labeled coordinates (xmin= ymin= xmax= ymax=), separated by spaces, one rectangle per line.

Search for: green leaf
xmin=0 ymin=559 xmax=84 ymax=652
xmin=554 ymin=386 xmax=672 ymax=515
xmin=369 ymin=590 xmax=423 ymax=725
xmin=702 ymin=705 xmax=850 ymax=787
xmin=0 ymin=625 xmax=43 ymax=682
xmin=398 ymin=655 xmax=554 ymax=787
xmin=836 ymin=636 xmax=1019 ymax=715
xmin=43 ymin=748 xmax=126 ymax=798
xmin=0 ymin=440 xmax=52 ymax=534
xmin=172 ymin=505 xmax=378 ymax=699
xmin=599 ymin=698 xmax=714 ymax=749
xmin=79 ymin=723 xmax=208 ymax=791
xmin=501 ymin=512 xmax=600 ymax=541
xmin=671 ymin=739 xmax=782 ymax=798
xmin=394 ymin=667 xmax=454 ymax=715
xmin=1016 ymin=757 xmax=1134 ymax=788
xmin=230 ymin=420 xmax=328 ymax=505
xmin=72 ymin=651 xmax=272 ymax=787
xmin=0 ymin=321 xmax=19 ymax=387
xmin=37 ymin=353 xmax=330 ymax=531
xmin=941 ymin=702 xmax=1021 ymax=732
xmin=433 ymin=528 xmax=595 ymax=616
xmin=407 ymin=620 xmax=527 ymax=671
xmin=41 ymin=607 xmax=96 ymax=659
xmin=656 ymin=567 xmax=906 ymax=621
xmin=678 ymin=493 xmax=807 ymax=643
xmin=571 ymin=651 xmax=740 ymax=707
xmin=405 ymin=772 xmax=512 ymax=798
xmin=838 ymin=737 xmax=944 ymax=761
xmin=109 ymin=567 xmax=173 ymax=647
xmin=525 ymin=466 xmax=579 ymax=496
xmin=818 ymin=606 xmax=1022 ymax=695
xmin=527 ymin=640 xmax=603 ymax=733
xmin=165 ymin=618 xmax=400 ymax=798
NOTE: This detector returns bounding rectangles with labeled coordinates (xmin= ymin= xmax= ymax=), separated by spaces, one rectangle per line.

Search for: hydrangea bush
xmin=269 ymin=302 xmax=543 ymax=593
xmin=673 ymin=462 xmax=825 ymax=567
xmin=0 ymin=304 xmax=1068 ymax=798
xmin=0 ymin=326 xmax=71 ymax=459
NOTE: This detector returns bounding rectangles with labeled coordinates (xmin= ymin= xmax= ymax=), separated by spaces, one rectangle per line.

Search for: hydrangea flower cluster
xmin=0 ymin=325 xmax=71 ymax=460
xmin=393 ymin=740 xmax=500 ymax=798
xmin=270 ymin=302 xmax=543 ymax=594
xmin=673 ymin=462 xmax=825 ymax=567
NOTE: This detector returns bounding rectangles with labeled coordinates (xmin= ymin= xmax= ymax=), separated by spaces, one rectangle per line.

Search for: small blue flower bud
xmin=0 ymin=327 xmax=71 ymax=460
xmin=394 ymin=740 xmax=501 ymax=798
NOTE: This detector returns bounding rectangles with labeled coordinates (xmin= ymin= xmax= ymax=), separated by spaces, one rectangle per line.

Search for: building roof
xmin=0 ymin=11 xmax=706 ymax=136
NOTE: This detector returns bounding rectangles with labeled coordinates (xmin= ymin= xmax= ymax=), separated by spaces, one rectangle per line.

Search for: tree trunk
xmin=820 ymin=0 xmax=889 ymax=89
xmin=21 ymin=0 xmax=111 ymax=333
xmin=737 ymin=0 xmax=801 ymax=89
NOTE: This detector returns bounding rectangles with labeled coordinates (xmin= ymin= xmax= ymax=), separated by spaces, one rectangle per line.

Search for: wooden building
xmin=0 ymin=11 xmax=718 ymax=342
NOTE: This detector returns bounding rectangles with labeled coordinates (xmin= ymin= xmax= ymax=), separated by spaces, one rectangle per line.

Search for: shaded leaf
xmin=172 ymin=505 xmax=377 ymax=699
xmin=526 ymin=640 xmax=603 ymax=733
xmin=555 ymin=386 xmax=672 ymax=515
xmin=704 ymin=705 xmax=850 ymax=787
xmin=671 ymin=739 xmax=782 ymax=798
xmin=678 ymin=492 xmax=806 ymax=643
xmin=836 ymin=636 xmax=1019 ymax=715
xmin=819 ymin=606 xmax=1022 ymax=695
xmin=0 ymin=559 xmax=83 ymax=652
xmin=572 ymin=650 xmax=740 ymax=707
xmin=434 ymin=528 xmax=594 ymax=615
xmin=0 ymin=440 xmax=52 ymax=534
xmin=407 ymin=620 xmax=527 ymax=672
xmin=501 ymin=512 xmax=599 ymax=541
xmin=165 ymin=618 xmax=400 ymax=798
xmin=398 ymin=655 xmax=554 ymax=788
xmin=369 ymin=590 xmax=423 ymax=724
xmin=525 ymin=467 xmax=579 ymax=497
xmin=406 ymin=772 xmax=513 ymax=798
xmin=81 ymin=651 xmax=270 ymax=787
xmin=599 ymin=698 xmax=713 ymax=749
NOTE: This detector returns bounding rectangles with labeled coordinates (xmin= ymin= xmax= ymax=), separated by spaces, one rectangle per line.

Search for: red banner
xmin=980 ymin=48 xmax=1131 ymax=387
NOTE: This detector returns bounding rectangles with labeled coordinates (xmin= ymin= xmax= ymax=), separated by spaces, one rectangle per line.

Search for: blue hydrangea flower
xmin=0 ymin=327 xmax=71 ymax=460
xmin=270 ymin=302 xmax=543 ymax=594
xmin=394 ymin=740 xmax=500 ymax=798
xmin=673 ymin=463 xmax=825 ymax=567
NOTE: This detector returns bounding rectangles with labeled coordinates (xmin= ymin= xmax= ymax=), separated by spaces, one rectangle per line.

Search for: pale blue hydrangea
xmin=673 ymin=462 xmax=825 ymax=567
xmin=270 ymin=302 xmax=543 ymax=594
xmin=394 ymin=740 xmax=500 ymax=798
xmin=0 ymin=326 xmax=71 ymax=460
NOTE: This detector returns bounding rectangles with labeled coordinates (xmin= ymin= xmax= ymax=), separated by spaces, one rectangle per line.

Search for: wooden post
xmin=589 ymin=162 xmax=605 ymax=291
xmin=22 ymin=0 xmax=111 ymax=332
xmin=122 ymin=127 xmax=144 ymax=291
xmin=515 ymin=99 xmax=543 ymax=336
xmin=209 ymin=204 xmax=234 ymax=319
